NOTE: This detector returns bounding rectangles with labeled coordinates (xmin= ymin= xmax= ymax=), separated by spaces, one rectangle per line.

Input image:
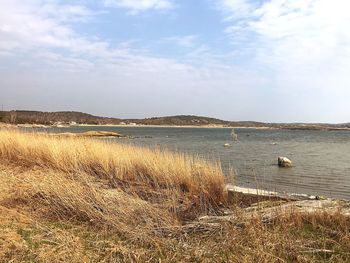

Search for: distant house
xmin=119 ymin=122 xmax=126 ymax=125
xmin=70 ymin=121 xmax=77 ymax=126
xmin=53 ymin=121 xmax=68 ymax=127
xmin=129 ymin=122 xmax=137 ymax=126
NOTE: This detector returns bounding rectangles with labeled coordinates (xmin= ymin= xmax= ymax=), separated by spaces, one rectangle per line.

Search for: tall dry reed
xmin=0 ymin=129 xmax=226 ymax=217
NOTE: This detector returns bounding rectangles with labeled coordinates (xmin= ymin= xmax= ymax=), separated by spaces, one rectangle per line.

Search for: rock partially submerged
xmin=278 ymin=156 xmax=292 ymax=167
xmin=226 ymin=184 xmax=325 ymax=203
xmin=226 ymin=185 xmax=288 ymax=208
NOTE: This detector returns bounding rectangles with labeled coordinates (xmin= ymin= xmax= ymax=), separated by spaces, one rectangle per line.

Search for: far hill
xmin=127 ymin=115 xmax=228 ymax=126
xmin=0 ymin=110 xmax=121 ymax=125
xmin=0 ymin=110 xmax=349 ymax=130
xmin=128 ymin=116 xmax=274 ymax=128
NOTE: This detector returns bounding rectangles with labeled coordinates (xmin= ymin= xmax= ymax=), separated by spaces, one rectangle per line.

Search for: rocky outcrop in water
xmin=278 ymin=156 xmax=292 ymax=167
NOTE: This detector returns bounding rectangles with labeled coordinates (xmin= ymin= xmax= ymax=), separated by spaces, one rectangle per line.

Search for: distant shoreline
xmin=78 ymin=124 xmax=350 ymax=131
xmin=2 ymin=122 xmax=350 ymax=131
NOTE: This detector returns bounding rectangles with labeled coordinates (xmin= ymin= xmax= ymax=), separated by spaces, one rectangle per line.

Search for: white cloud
xmin=161 ymin=35 xmax=198 ymax=47
xmin=103 ymin=0 xmax=174 ymax=14
xmin=216 ymin=0 xmax=350 ymax=121
xmin=0 ymin=0 xmax=195 ymax=78
xmin=218 ymin=0 xmax=350 ymax=72
xmin=216 ymin=0 xmax=255 ymax=19
xmin=251 ymin=0 xmax=350 ymax=86
xmin=0 ymin=0 xmax=103 ymax=54
xmin=0 ymin=0 xmax=243 ymax=77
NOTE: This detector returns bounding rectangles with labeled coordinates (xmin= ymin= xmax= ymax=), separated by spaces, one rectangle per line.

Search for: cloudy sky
xmin=1 ymin=0 xmax=350 ymax=122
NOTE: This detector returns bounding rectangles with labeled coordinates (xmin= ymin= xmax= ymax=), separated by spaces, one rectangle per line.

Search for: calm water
xmin=39 ymin=126 xmax=350 ymax=200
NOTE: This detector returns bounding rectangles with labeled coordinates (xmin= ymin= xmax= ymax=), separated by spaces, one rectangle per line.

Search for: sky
xmin=1 ymin=0 xmax=350 ymax=123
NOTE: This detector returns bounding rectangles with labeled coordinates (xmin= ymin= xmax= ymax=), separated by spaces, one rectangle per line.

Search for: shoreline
xmin=227 ymin=184 xmax=334 ymax=201
xmin=1 ymin=123 xmax=279 ymax=129
xmin=2 ymin=122 xmax=350 ymax=131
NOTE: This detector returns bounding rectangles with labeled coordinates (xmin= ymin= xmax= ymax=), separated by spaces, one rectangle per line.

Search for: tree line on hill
xmin=0 ymin=110 xmax=349 ymax=129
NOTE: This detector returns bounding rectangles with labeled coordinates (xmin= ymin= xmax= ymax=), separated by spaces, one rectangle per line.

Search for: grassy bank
xmin=0 ymin=130 xmax=349 ymax=262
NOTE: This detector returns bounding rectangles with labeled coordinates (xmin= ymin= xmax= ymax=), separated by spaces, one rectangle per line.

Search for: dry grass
xmin=0 ymin=129 xmax=349 ymax=262
xmin=0 ymin=129 xmax=225 ymax=229
xmin=0 ymin=129 xmax=226 ymax=261
xmin=0 ymin=129 xmax=225 ymax=215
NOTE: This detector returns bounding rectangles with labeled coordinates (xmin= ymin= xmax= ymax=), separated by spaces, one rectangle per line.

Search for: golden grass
xmin=0 ymin=129 xmax=227 ymax=261
xmin=0 ymin=129 xmax=225 ymax=210
xmin=0 ymin=129 xmax=225 ymax=228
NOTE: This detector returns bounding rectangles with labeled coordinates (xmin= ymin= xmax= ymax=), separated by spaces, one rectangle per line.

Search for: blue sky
xmin=1 ymin=0 xmax=350 ymax=122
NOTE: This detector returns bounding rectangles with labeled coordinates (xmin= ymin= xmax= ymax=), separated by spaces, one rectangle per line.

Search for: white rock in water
xmin=278 ymin=156 xmax=292 ymax=167
xmin=224 ymin=143 xmax=231 ymax=147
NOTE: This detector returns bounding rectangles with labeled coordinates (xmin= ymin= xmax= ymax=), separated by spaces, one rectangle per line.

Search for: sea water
xmin=42 ymin=126 xmax=350 ymax=200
